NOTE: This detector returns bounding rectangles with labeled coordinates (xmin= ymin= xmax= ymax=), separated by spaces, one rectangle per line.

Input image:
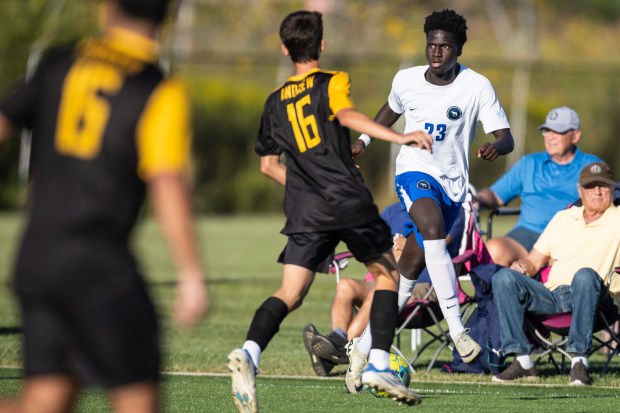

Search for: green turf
xmin=1 ymin=212 xmax=619 ymax=412
xmin=1 ymin=368 xmax=619 ymax=412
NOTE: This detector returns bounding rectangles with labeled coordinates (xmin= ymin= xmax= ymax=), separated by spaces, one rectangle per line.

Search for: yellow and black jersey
xmin=256 ymin=68 xmax=380 ymax=234
xmin=0 ymin=28 xmax=191 ymax=294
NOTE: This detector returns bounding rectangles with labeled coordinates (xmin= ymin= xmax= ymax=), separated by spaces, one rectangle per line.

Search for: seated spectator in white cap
xmin=475 ymin=106 xmax=602 ymax=266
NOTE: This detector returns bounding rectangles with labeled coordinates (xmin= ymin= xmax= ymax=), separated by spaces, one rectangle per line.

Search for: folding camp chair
xmin=327 ymin=241 xmax=474 ymax=374
xmin=392 ymin=275 xmax=477 ymax=372
xmin=328 ymin=187 xmax=492 ymax=372
xmin=525 ymin=267 xmax=620 ymax=376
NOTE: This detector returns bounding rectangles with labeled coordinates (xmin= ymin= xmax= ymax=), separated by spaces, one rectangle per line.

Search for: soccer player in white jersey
xmin=345 ymin=9 xmax=515 ymax=393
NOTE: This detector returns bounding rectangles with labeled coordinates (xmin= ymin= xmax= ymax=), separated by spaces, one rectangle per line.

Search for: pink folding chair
xmin=526 ymin=267 xmax=620 ymax=376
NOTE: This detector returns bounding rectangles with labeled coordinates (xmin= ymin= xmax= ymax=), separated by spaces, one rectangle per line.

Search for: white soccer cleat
xmin=453 ymin=328 xmax=481 ymax=364
xmin=227 ymin=348 xmax=258 ymax=413
xmin=362 ymin=363 xmax=422 ymax=406
xmin=344 ymin=338 xmax=367 ymax=394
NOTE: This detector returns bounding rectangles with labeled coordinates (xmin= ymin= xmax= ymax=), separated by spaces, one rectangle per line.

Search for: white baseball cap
xmin=538 ymin=106 xmax=580 ymax=133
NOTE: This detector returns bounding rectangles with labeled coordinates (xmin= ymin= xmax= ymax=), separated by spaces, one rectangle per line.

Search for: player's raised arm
xmin=352 ymin=102 xmax=402 ymax=156
xmin=476 ymin=128 xmax=514 ymax=161
xmin=336 ymin=108 xmax=432 ymax=151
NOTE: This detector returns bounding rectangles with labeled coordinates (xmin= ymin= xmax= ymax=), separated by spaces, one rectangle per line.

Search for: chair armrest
xmin=329 ymin=251 xmax=353 ymax=274
xmin=606 ymin=267 xmax=620 ymax=312
xmin=486 ymin=207 xmax=521 ymax=239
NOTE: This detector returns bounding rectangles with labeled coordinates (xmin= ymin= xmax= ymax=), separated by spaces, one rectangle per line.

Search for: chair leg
xmin=594 ymin=312 xmax=620 ymax=377
xmin=600 ymin=347 xmax=618 ymax=377
xmin=426 ymin=337 xmax=452 ymax=373
xmin=529 ymin=326 xmax=571 ymax=374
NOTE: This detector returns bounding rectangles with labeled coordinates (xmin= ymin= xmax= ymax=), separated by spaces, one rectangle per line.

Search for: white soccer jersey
xmin=388 ymin=64 xmax=510 ymax=203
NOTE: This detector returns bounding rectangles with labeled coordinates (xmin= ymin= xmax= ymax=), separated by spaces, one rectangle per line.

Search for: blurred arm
xmin=475 ymin=188 xmax=504 ymax=209
xmin=492 ymin=128 xmax=515 ymax=155
xmin=337 ymin=108 xmax=431 ymax=150
xmin=0 ymin=113 xmax=14 ymax=146
xmin=147 ymin=174 xmax=208 ymax=326
xmin=260 ymin=154 xmax=286 ymax=186
xmin=351 ymin=102 xmax=401 ymax=155
xmin=476 ymin=128 xmax=515 ymax=161
xmin=372 ymin=102 xmax=402 ymax=128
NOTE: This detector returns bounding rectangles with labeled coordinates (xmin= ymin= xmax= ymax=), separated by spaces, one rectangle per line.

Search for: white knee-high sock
xmin=368 ymin=349 xmax=390 ymax=370
xmin=398 ymin=276 xmax=416 ymax=309
xmin=357 ymin=323 xmax=372 ymax=354
xmin=423 ymin=239 xmax=464 ymax=339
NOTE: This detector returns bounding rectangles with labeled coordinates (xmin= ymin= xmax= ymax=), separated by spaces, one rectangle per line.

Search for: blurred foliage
xmin=0 ymin=0 xmax=98 ymax=208
xmin=186 ymin=75 xmax=284 ymax=213
xmin=1 ymin=0 xmax=620 ymax=212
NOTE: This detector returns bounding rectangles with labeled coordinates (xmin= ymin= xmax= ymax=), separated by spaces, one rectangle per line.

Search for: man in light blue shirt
xmin=475 ymin=106 xmax=602 ymax=266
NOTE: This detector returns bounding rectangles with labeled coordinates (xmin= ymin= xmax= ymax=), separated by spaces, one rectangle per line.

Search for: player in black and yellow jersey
xmin=227 ymin=10 xmax=432 ymax=412
xmin=0 ymin=1 xmax=207 ymax=412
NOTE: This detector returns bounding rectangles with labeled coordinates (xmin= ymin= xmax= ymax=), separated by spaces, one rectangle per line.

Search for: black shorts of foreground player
xmin=227 ymin=10 xmax=432 ymax=412
xmin=0 ymin=1 xmax=208 ymax=412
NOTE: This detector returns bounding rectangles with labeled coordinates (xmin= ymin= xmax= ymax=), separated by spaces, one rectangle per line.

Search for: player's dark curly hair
xmin=423 ymin=9 xmax=468 ymax=48
xmin=279 ymin=11 xmax=323 ymax=63
xmin=117 ymin=0 xmax=170 ymax=25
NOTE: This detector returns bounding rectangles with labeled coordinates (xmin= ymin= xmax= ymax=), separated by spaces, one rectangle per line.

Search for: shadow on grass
xmin=535 ymin=359 xmax=619 ymax=377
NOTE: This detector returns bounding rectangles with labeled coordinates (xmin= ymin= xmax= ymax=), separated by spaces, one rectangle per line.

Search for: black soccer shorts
xmin=278 ymin=217 xmax=393 ymax=272
xmin=18 ymin=283 xmax=160 ymax=388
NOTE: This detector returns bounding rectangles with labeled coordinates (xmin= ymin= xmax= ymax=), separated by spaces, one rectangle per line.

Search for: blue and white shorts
xmin=395 ymin=171 xmax=462 ymax=249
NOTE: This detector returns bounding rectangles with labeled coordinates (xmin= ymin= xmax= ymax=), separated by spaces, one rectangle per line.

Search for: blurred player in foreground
xmin=0 ymin=1 xmax=208 ymax=412
xmin=227 ymin=10 xmax=431 ymax=412
xmin=347 ymin=8 xmax=514 ymax=393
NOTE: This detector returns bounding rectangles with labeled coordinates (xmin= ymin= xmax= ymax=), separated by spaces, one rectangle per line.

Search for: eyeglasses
xmin=581 ymin=183 xmax=612 ymax=190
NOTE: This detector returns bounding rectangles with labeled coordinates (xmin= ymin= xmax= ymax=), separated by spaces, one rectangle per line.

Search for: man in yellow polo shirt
xmin=490 ymin=162 xmax=620 ymax=385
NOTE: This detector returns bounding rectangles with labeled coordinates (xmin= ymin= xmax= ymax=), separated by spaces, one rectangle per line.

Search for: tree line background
xmin=1 ymin=0 xmax=620 ymax=213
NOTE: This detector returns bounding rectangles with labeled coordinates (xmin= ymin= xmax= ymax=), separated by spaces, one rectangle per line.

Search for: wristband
xmin=358 ymin=134 xmax=371 ymax=147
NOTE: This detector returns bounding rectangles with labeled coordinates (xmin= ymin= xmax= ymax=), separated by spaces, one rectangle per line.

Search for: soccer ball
xmin=369 ymin=353 xmax=412 ymax=398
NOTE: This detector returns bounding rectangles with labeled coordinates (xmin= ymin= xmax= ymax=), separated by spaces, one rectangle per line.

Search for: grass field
xmin=1 ymin=212 xmax=619 ymax=412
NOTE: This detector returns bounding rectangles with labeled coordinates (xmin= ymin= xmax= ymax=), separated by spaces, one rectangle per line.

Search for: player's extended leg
xmin=396 ymin=232 xmax=427 ymax=307
xmin=360 ymin=252 xmax=421 ymax=406
xmin=345 ymin=236 xmax=426 ymax=394
xmin=409 ymin=198 xmax=480 ymax=363
xmin=16 ymin=375 xmax=77 ymax=413
xmin=229 ymin=264 xmax=315 ymax=413
xmin=109 ymin=381 xmax=159 ymax=413
xmin=350 ymin=229 xmax=427 ymax=390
